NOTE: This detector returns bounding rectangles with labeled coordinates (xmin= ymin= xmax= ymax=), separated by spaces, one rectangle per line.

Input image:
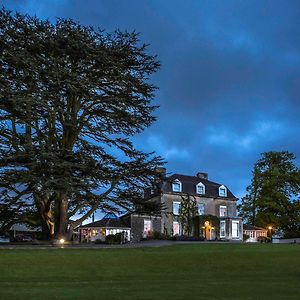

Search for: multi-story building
xmin=127 ymin=168 xmax=243 ymax=242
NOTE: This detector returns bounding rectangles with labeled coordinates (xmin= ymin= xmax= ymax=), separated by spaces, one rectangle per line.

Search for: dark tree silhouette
xmin=0 ymin=8 xmax=163 ymax=239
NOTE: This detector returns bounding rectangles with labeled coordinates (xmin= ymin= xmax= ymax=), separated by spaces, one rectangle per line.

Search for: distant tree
xmin=238 ymin=151 xmax=300 ymax=237
xmin=0 ymin=8 xmax=163 ymax=240
xmin=238 ymin=166 xmax=260 ymax=226
xmin=178 ymin=194 xmax=198 ymax=236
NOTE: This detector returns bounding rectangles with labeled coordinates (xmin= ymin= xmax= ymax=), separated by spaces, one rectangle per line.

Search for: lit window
xmin=143 ymin=219 xmax=152 ymax=236
xmin=232 ymin=221 xmax=239 ymax=238
xmin=220 ymin=221 xmax=226 ymax=238
xmin=196 ymin=182 xmax=205 ymax=194
xmin=173 ymin=221 xmax=180 ymax=236
xmin=172 ymin=179 xmax=182 ymax=192
xmin=197 ymin=203 xmax=205 ymax=215
xmin=173 ymin=201 xmax=181 ymax=215
xmin=219 ymin=185 xmax=227 ymax=197
xmin=219 ymin=205 xmax=227 ymax=217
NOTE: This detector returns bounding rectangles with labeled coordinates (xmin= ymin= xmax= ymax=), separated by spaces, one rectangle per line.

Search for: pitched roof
xmin=243 ymin=224 xmax=267 ymax=231
xmin=79 ymin=217 xmax=130 ymax=229
xmin=161 ymin=173 xmax=236 ymax=199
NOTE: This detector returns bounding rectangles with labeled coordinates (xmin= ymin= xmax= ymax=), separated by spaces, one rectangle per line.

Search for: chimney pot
xmin=196 ymin=172 xmax=208 ymax=180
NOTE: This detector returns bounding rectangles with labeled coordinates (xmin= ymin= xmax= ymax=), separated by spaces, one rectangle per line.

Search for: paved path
xmin=0 ymin=240 xmax=232 ymax=250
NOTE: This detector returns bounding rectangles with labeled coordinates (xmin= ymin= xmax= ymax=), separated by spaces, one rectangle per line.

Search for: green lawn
xmin=0 ymin=244 xmax=299 ymax=300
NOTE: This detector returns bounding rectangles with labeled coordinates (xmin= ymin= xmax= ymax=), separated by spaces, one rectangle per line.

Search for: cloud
xmin=207 ymin=120 xmax=286 ymax=151
xmin=3 ymin=0 xmax=300 ymax=199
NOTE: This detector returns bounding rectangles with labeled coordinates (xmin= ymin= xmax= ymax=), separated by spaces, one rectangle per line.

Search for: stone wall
xmin=130 ymin=214 xmax=161 ymax=242
xmin=160 ymin=193 xmax=238 ymax=236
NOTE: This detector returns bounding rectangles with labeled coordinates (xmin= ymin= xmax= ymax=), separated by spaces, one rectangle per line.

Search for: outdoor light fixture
xmin=267 ymin=226 xmax=273 ymax=243
xmin=59 ymin=238 xmax=65 ymax=244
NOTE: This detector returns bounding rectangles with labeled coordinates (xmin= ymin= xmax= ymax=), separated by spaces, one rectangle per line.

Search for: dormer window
xmin=219 ymin=185 xmax=227 ymax=197
xmin=196 ymin=182 xmax=205 ymax=195
xmin=172 ymin=179 xmax=182 ymax=192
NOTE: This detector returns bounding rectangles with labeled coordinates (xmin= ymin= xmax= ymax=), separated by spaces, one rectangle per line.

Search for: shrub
xmin=175 ymin=235 xmax=205 ymax=242
xmin=105 ymin=233 xmax=122 ymax=244
xmin=257 ymin=236 xmax=271 ymax=243
xmin=243 ymin=234 xmax=250 ymax=241
xmin=94 ymin=239 xmax=105 ymax=244
xmin=145 ymin=231 xmax=173 ymax=240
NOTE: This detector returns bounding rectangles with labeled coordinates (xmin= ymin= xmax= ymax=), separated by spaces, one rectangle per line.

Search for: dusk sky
xmin=3 ymin=0 xmax=300 ymax=199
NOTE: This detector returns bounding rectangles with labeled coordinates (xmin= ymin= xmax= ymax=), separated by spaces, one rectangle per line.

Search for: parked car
xmin=0 ymin=236 xmax=10 ymax=243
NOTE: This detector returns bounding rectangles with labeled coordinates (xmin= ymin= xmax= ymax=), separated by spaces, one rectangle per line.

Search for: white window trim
xmin=196 ymin=182 xmax=205 ymax=195
xmin=143 ymin=219 xmax=153 ymax=237
xmin=173 ymin=221 xmax=180 ymax=236
xmin=219 ymin=185 xmax=227 ymax=197
xmin=219 ymin=205 xmax=227 ymax=217
xmin=197 ymin=203 xmax=205 ymax=215
xmin=220 ymin=220 xmax=226 ymax=238
xmin=232 ymin=220 xmax=240 ymax=238
xmin=173 ymin=201 xmax=181 ymax=215
xmin=172 ymin=179 xmax=182 ymax=192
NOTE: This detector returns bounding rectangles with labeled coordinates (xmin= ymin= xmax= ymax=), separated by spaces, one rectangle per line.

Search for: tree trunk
xmin=54 ymin=194 xmax=69 ymax=240
xmin=35 ymin=197 xmax=55 ymax=240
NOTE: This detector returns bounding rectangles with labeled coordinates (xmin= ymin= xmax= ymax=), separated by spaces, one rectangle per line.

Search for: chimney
xmin=196 ymin=172 xmax=208 ymax=180
xmin=155 ymin=167 xmax=166 ymax=178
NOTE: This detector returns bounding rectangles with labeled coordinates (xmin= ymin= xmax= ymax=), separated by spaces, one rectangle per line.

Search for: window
xmin=173 ymin=221 xmax=180 ymax=236
xmin=232 ymin=221 xmax=239 ymax=238
xmin=219 ymin=205 xmax=227 ymax=217
xmin=197 ymin=203 xmax=205 ymax=215
xmin=173 ymin=201 xmax=181 ymax=215
xmin=143 ymin=219 xmax=152 ymax=236
xmin=172 ymin=179 xmax=182 ymax=192
xmin=219 ymin=185 xmax=227 ymax=197
xmin=220 ymin=220 xmax=226 ymax=238
xmin=196 ymin=182 xmax=205 ymax=195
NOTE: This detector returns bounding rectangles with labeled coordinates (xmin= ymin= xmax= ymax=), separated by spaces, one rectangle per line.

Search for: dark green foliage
xmin=143 ymin=230 xmax=172 ymax=240
xmin=257 ymin=236 xmax=271 ymax=243
xmin=105 ymin=233 xmax=122 ymax=244
xmin=0 ymin=8 xmax=163 ymax=239
xmin=243 ymin=234 xmax=250 ymax=241
xmin=238 ymin=151 xmax=300 ymax=237
xmin=194 ymin=214 xmax=220 ymax=238
xmin=178 ymin=194 xmax=198 ymax=236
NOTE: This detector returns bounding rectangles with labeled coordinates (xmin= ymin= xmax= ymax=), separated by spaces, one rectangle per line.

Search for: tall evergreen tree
xmin=0 ymin=8 xmax=163 ymax=239
xmin=238 ymin=151 xmax=300 ymax=237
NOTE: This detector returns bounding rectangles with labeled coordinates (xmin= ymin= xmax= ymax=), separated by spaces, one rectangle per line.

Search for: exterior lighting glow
xmin=268 ymin=226 xmax=272 ymax=230
xmin=59 ymin=238 xmax=65 ymax=244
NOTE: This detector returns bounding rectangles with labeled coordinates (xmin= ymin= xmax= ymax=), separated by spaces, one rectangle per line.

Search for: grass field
xmin=0 ymin=244 xmax=299 ymax=300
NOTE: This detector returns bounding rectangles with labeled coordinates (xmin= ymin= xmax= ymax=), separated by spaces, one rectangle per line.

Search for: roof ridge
xmin=167 ymin=173 xmax=220 ymax=185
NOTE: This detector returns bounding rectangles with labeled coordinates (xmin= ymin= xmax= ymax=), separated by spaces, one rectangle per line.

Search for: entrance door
xmin=204 ymin=221 xmax=215 ymax=240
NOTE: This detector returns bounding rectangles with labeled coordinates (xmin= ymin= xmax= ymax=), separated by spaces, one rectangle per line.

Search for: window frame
xmin=173 ymin=201 xmax=181 ymax=215
xmin=196 ymin=182 xmax=205 ymax=195
xmin=219 ymin=185 xmax=227 ymax=197
xmin=219 ymin=205 xmax=227 ymax=217
xmin=220 ymin=220 xmax=226 ymax=238
xmin=197 ymin=203 xmax=205 ymax=215
xmin=143 ymin=219 xmax=153 ymax=236
xmin=231 ymin=220 xmax=240 ymax=238
xmin=172 ymin=179 xmax=182 ymax=192
xmin=173 ymin=221 xmax=180 ymax=236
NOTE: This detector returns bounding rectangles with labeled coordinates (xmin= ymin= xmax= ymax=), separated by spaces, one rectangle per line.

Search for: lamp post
xmin=268 ymin=226 xmax=272 ymax=243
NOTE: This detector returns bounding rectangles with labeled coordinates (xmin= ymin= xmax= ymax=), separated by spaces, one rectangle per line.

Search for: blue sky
xmin=3 ymin=0 xmax=300 ymax=200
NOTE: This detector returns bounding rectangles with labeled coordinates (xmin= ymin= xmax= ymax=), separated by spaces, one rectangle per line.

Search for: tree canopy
xmin=238 ymin=151 xmax=300 ymax=237
xmin=0 ymin=8 xmax=163 ymax=239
